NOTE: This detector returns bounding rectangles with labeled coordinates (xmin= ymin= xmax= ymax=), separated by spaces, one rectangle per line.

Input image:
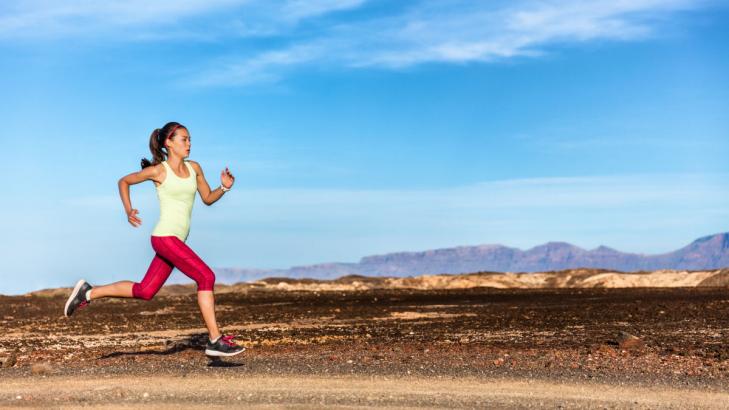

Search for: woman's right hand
xmin=127 ymin=209 xmax=142 ymax=227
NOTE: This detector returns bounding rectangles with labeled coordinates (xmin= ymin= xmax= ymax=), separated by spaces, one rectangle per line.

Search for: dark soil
xmin=2 ymin=287 xmax=729 ymax=388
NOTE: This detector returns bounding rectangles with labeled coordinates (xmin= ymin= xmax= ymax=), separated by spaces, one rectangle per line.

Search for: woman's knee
xmin=197 ymin=269 xmax=216 ymax=291
xmin=132 ymin=282 xmax=158 ymax=301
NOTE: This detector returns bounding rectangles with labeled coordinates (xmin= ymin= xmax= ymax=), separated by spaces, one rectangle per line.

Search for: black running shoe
xmin=205 ymin=334 xmax=246 ymax=357
xmin=64 ymin=279 xmax=92 ymax=317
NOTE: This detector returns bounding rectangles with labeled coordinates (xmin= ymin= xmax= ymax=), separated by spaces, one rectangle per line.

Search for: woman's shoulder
xmin=186 ymin=160 xmax=202 ymax=174
xmin=141 ymin=161 xmax=166 ymax=175
xmin=141 ymin=162 xmax=166 ymax=187
xmin=153 ymin=161 xmax=168 ymax=173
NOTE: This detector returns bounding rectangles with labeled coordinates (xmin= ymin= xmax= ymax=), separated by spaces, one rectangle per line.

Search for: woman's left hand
xmin=221 ymin=167 xmax=235 ymax=189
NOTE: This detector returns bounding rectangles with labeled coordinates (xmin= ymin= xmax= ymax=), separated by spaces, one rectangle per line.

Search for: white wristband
xmin=220 ymin=185 xmax=231 ymax=192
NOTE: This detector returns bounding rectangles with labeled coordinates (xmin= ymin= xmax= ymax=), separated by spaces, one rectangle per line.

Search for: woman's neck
xmin=166 ymin=156 xmax=184 ymax=169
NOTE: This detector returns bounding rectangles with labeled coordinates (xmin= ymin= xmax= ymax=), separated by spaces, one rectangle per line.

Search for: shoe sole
xmin=64 ymin=279 xmax=86 ymax=318
xmin=205 ymin=347 xmax=246 ymax=357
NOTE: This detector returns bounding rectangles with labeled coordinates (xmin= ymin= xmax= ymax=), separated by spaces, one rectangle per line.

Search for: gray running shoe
xmin=64 ymin=279 xmax=92 ymax=317
xmin=205 ymin=334 xmax=246 ymax=357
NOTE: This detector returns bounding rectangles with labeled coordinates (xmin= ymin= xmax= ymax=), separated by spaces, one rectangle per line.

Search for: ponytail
xmin=140 ymin=122 xmax=185 ymax=169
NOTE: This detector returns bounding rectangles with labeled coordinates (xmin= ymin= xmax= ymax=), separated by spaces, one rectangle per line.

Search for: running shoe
xmin=205 ymin=334 xmax=246 ymax=357
xmin=64 ymin=279 xmax=92 ymax=317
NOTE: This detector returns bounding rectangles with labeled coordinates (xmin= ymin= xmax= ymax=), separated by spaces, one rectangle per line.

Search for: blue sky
xmin=1 ymin=0 xmax=728 ymax=294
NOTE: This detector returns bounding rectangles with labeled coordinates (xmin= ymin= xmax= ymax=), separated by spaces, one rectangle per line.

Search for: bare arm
xmin=189 ymin=161 xmax=235 ymax=206
xmin=118 ymin=164 xmax=162 ymax=227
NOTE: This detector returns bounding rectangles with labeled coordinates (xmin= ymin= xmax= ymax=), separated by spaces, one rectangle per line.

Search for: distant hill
xmin=31 ymin=267 xmax=729 ymax=297
xmin=207 ymin=232 xmax=729 ymax=284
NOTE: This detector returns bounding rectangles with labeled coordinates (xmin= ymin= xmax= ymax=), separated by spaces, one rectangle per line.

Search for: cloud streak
xmin=0 ymin=1 xmax=715 ymax=84
xmin=0 ymin=0 xmax=242 ymax=39
xmin=280 ymin=0 xmax=366 ymax=21
xmin=55 ymin=173 xmax=729 ymax=219
xmin=187 ymin=0 xmax=710 ymax=86
xmin=0 ymin=0 xmax=364 ymax=40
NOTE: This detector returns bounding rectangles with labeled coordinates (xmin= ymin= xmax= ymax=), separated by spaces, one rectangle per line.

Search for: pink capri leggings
xmin=132 ymin=235 xmax=216 ymax=300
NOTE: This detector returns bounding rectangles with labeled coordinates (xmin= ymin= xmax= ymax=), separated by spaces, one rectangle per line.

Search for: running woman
xmin=64 ymin=121 xmax=244 ymax=357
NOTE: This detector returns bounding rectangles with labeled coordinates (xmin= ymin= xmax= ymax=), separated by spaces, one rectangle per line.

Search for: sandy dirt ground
xmin=2 ymin=284 xmax=729 ymax=408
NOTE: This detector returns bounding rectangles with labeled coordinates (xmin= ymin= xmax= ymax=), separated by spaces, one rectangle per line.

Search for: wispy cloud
xmin=0 ymin=0 xmax=364 ymax=40
xmin=375 ymin=0 xmax=709 ymax=66
xmin=56 ymin=173 xmax=729 ymax=216
xmin=189 ymin=42 xmax=325 ymax=86
xmin=189 ymin=0 xmax=711 ymax=86
xmin=0 ymin=0 xmax=242 ymax=39
xmin=280 ymin=0 xmax=366 ymax=21
xmin=0 ymin=0 xmax=714 ymax=83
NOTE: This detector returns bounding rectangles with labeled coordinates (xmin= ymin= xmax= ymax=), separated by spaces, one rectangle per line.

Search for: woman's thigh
xmin=151 ymin=236 xmax=216 ymax=290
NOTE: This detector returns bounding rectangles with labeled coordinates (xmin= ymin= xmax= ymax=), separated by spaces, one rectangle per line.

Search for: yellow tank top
xmin=151 ymin=160 xmax=197 ymax=242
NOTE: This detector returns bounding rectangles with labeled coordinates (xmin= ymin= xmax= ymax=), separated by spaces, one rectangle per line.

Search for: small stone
xmin=2 ymin=350 xmax=17 ymax=368
xmin=142 ymin=392 xmax=149 ymax=398
xmin=617 ymin=332 xmax=644 ymax=350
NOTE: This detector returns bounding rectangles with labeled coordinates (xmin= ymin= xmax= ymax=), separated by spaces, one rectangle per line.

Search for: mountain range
xmin=207 ymin=232 xmax=729 ymax=284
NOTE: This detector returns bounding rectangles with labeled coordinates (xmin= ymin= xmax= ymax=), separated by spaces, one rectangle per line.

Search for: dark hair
xmin=141 ymin=122 xmax=186 ymax=169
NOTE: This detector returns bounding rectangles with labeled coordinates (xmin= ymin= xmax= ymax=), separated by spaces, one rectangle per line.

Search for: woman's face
xmin=166 ymin=128 xmax=191 ymax=159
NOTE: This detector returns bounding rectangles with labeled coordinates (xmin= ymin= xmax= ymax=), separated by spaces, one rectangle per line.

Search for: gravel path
xmin=3 ymin=374 xmax=729 ymax=409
